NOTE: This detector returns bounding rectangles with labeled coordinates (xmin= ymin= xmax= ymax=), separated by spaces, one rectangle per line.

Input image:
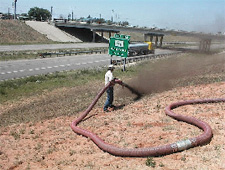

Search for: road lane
xmin=0 ymin=54 xmax=110 ymax=81
xmin=0 ymin=49 xmax=181 ymax=81
xmin=0 ymin=43 xmax=108 ymax=52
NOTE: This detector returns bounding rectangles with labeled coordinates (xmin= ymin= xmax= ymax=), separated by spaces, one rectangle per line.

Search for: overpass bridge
xmin=55 ymin=21 xmax=225 ymax=52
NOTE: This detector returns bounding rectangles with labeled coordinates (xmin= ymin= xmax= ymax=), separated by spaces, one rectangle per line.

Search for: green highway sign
xmin=109 ymin=34 xmax=130 ymax=58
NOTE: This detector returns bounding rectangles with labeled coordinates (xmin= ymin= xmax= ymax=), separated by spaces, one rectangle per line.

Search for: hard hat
xmin=108 ymin=64 xmax=115 ymax=69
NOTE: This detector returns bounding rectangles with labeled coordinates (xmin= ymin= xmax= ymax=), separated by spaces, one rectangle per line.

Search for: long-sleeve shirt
xmin=105 ymin=70 xmax=114 ymax=85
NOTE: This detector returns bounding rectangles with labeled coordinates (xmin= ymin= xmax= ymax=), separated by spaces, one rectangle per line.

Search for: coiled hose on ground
xmin=71 ymin=80 xmax=225 ymax=157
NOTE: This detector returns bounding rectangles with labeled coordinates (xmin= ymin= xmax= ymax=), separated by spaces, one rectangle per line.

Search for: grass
xmin=0 ymin=73 xmax=67 ymax=103
xmin=0 ymin=70 xmax=95 ymax=103
xmin=117 ymin=31 xmax=200 ymax=43
xmin=0 ymin=62 xmax=141 ymax=104
xmin=0 ymin=20 xmax=52 ymax=45
xmin=0 ymin=47 xmax=108 ymax=61
xmin=0 ymin=51 xmax=38 ymax=61
xmin=10 ymin=130 xmax=20 ymax=140
xmin=0 ymin=52 xmax=225 ymax=169
xmin=0 ymin=52 xmax=224 ymax=128
xmin=0 ymin=65 xmax=141 ymax=127
xmin=146 ymin=157 xmax=156 ymax=167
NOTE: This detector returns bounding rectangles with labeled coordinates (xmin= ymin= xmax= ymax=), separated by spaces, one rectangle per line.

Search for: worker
xmin=104 ymin=64 xmax=116 ymax=112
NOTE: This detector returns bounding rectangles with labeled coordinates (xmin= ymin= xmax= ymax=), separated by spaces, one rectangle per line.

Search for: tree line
xmin=0 ymin=7 xmax=51 ymax=21
xmin=1 ymin=7 xmax=129 ymax=26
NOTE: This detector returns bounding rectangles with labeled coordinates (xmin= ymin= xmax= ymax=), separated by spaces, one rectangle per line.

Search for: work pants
xmin=104 ymin=86 xmax=114 ymax=111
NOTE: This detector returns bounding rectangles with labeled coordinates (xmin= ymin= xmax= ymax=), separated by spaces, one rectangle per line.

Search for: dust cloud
xmin=118 ymin=53 xmax=224 ymax=96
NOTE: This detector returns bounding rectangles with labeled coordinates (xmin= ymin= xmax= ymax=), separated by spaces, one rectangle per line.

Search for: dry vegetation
xmin=120 ymin=31 xmax=200 ymax=43
xmin=0 ymin=20 xmax=52 ymax=44
xmin=0 ymin=51 xmax=225 ymax=169
xmin=0 ymin=20 xmax=225 ymax=169
xmin=0 ymin=80 xmax=224 ymax=170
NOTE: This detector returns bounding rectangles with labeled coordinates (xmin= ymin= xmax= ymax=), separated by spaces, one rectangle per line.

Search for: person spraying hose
xmin=103 ymin=64 xmax=122 ymax=112
xmin=104 ymin=64 xmax=115 ymax=112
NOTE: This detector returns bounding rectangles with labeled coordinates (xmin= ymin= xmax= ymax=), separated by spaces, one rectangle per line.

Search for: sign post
xmin=109 ymin=34 xmax=130 ymax=71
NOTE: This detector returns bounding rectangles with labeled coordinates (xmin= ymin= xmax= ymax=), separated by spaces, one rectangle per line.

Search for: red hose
xmin=71 ymin=80 xmax=225 ymax=157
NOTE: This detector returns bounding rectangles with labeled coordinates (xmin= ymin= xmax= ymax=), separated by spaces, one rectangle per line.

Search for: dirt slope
xmin=0 ymin=20 xmax=51 ymax=44
xmin=0 ymin=82 xmax=224 ymax=170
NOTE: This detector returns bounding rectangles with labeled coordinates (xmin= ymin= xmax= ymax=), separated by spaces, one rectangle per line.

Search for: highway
xmin=0 ymin=53 xmax=110 ymax=81
xmin=0 ymin=43 xmax=108 ymax=52
xmin=1 ymin=41 xmax=224 ymax=82
xmin=0 ymin=49 xmax=175 ymax=81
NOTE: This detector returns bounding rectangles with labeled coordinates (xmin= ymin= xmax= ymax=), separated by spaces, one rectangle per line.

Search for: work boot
xmin=103 ymin=109 xmax=109 ymax=112
xmin=109 ymin=105 xmax=115 ymax=109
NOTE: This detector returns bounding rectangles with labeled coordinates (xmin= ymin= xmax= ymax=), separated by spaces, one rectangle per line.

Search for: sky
xmin=0 ymin=0 xmax=225 ymax=33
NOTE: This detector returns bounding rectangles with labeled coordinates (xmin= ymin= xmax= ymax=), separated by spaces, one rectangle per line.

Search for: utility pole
xmin=51 ymin=6 xmax=53 ymax=21
xmin=111 ymin=9 xmax=114 ymax=22
xmin=14 ymin=0 xmax=17 ymax=20
xmin=72 ymin=11 xmax=74 ymax=21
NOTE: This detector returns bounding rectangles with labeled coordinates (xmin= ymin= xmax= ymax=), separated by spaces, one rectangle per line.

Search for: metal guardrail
xmin=39 ymin=49 xmax=107 ymax=58
xmin=112 ymin=52 xmax=180 ymax=65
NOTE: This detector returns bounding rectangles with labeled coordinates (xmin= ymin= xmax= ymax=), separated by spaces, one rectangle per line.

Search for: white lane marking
xmin=100 ymin=59 xmax=108 ymax=62
xmin=0 ymin=58 xmax=109 ymax=81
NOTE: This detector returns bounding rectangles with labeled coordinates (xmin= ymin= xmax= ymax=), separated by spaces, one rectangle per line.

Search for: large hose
xmin=71 ymin=80 xmax=225 ymax=157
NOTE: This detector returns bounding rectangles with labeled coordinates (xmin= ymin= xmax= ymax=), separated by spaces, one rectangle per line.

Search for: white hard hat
xmin=108 ymin=64 xmax=115 ymax=69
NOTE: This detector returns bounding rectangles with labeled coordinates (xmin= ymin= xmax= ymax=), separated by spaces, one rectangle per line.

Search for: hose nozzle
xmin=114 ymin=78 xmax=123 ymax=85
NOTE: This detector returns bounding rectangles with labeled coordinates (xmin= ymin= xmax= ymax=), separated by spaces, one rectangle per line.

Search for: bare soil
xmin=0 ymin=81 xmax=224 ymax=170
xmin=0 ymin=51 xmax=224 ymax=169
